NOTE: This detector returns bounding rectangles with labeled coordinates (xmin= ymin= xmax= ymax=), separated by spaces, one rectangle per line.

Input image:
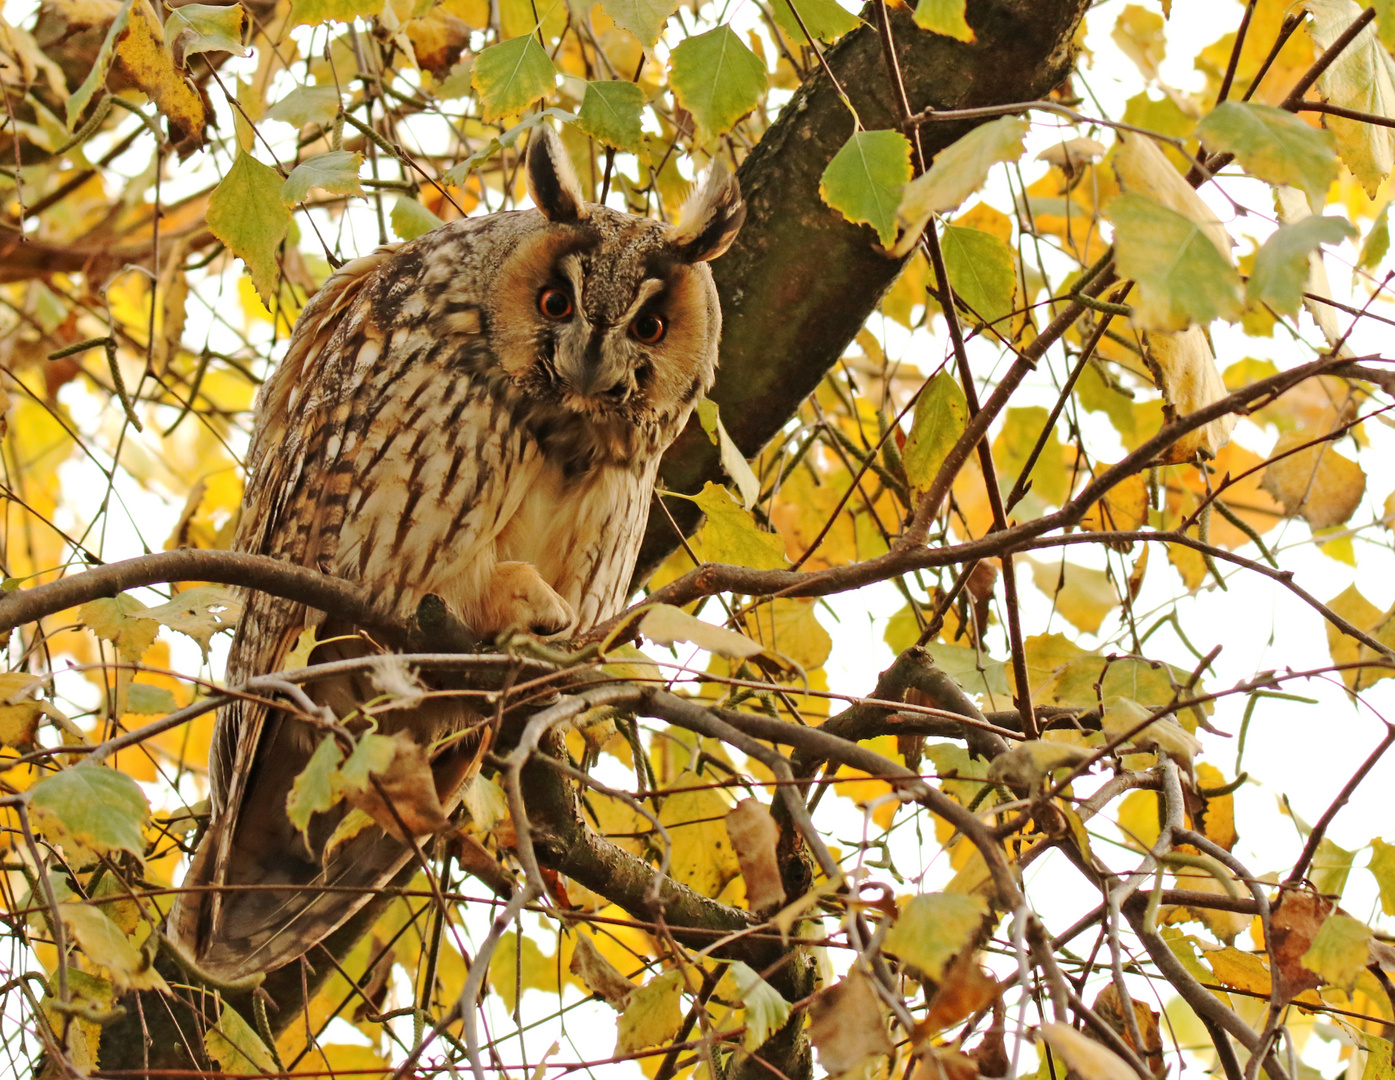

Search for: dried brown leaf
xmin=725 ymin=798 xmax=786 ymax=911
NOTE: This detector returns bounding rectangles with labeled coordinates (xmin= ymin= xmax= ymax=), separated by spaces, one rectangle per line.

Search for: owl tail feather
xmin=167 ymin=734 xmax=486 ymax=984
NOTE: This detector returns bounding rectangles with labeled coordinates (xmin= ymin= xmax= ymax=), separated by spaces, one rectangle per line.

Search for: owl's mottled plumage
xmin=168 ymin=129 xmax=743 ymax=981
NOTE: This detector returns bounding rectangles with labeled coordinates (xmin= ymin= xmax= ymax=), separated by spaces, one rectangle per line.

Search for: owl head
xmin=490 ymin=126 xmax=744 ymax=430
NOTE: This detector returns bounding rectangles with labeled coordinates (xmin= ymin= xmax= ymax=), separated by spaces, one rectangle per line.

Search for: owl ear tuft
xmin=671 ymin=164 xmax=745 ymax=263
xmin=527 ymin=125 xmax=588 ymax=222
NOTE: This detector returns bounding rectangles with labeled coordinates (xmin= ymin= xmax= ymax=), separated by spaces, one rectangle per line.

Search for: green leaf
xmin=205 ymin=1003 xmax=278 ymax=1076
xmin=1378 ymin=0 xmax=1395 ymax=53
xmin=1301 ymin=912 xmax=1371 ymax=993
xmin=669 ymin=25 xmax=767 ymax=140
xmin=894 ymin=116 xmax=1028 ymax=253
xmin=902 ymin=372 xmax=968 ymax=492
xmin=1311 ymin=835 xmax=1356 ymax=898
xmin=1195 ymin=102 xmax=1339 ymax=210
xmin=59 ymin=903 xmax=168 ymax=991
xmin=265 ymin=84 xmax=342 ymax=129
xmin=66 ymin=0 xmax=133 ymax=129
xmin=687 ymin=481 xmax=788 ymax=569
xmin=391 ymin=197 xmax=444 ymax=241
xmin=576 ymin=80 xmax=645 ymax=152
xmin=287 ymin=0 xmax=380 ymax=28
xmin=883 ymin=892 xmax=988 ymax=980
xmin=337 ymin=732 xmax=398 ymax=795
xmin=125 ymin=683 xmax=175 ymax=715
xmin=601 ymin=0 xmax=680 ymax=46
xmin=1108 ymin=191 xmax=1244 ymax=329
xmin=940 ymin=224 xmax=1017 ymax=331
xmin=29 ymin=763 xmax=150 ymax=861
xmin=729 ymin=961 xmax=792 ymax=1049
xmin=208 ymin=150 xmax=291 ymax=306
xmin=615 ymin=970 xmax=683 ymax=1055
xmin=820 ymin=130 xmax=913 ymax=246
xmin=770 ymin=0 xmax=859 ymax=44
xmin=1247 ymin=215 xmax=1356 ymax=315
xmin=925 ymin=641 xmax=1010 ymax=697
xmin=1359 ymin=203 xmax=1390 ymax=272
xmin=913 ymin=0 xmax=974 ymax=41
xmin=287 ymin=735 xmax=345 ymax=839
xmin=163 ymin=3 xmax=249 ymax=68
xmin=472 ymin=35 xmax=557 ymax=120
xmin=283 ymin=150 xmax=364 ymax=204
xmin=1370 ymin=837 xmax=1395 ymax=915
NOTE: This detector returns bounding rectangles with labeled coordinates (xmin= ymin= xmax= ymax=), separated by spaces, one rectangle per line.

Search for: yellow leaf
xmin=1323 ymin=583 xmax=1391 ymax=690
xmin=883 ymin=892 xmax=988 ymax=980
xmin=60 ymin=902 xmax=168 ymax=991
xmin=742 ymin=598 xmax=830 ymax=671
xmin=686 ymin=482 xmax=788 ymax=569
xmin=1259 ymin=431 xmax=1366 ymax=531
xmin=114 ymin=0 xmax=206 ymax=144
xmin=206 ymin=1003 xmax=278 ymax=1076
xmin=615 ymin=969 xmax=683 ymax=1055
xmin=658 ymin=770 xmax=740 ymax=897
xmin=1024 ymin=556 xmax=1119 ymax=634
xmin=1206 ymin=945 xmax=1272 ymax=995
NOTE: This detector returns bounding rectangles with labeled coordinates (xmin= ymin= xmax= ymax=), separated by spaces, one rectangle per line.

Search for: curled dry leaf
xmin=1102 ymin=697 xmax=1202 ymax=771
xmin=1091 ymin=984 xmax=1163 ymax=1076
xmin=1259 ymin=431 xmax=1366 ymax=531
xmin=917 ymin=949 xmax=999 ymax=1036
xmin=1274 ymin=186 xmax=1355 ymax=358
xmin=569 ymin=932 xmax=635 ymax=1008
xmin=807 ymin=970 xmax=894 ymax=1075
xmin=1038 ymin=136 xmax=1108 ymax=186
xmin=1143 ymin=326 xmax=1235 ymax=462
xmin=911 ymin=1047 xmax=980 ymax=1080
xmin=986 ymin=739 xmax=1094 ymax=790
xmin=1267 ymin=889 xmax=1338 ymax=998
xmin=1113 ymin=132 xmax=1233 ymax=257
xmin=340 ymin=730 xmax=450 ymax=840
xmin=1037 ymin=1022 xmax=1137 ymax=1080
xmin=725 ymin=798 xmax=786 ymax=911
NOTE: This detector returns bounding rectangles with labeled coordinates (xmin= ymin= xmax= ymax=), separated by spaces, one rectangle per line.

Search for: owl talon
xmin=482 ymin=561 xmax=575 ymax=639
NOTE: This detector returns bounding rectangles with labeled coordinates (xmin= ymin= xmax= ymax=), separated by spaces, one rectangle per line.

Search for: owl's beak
xmin=560 ymin=326 xmax=628 ymax=401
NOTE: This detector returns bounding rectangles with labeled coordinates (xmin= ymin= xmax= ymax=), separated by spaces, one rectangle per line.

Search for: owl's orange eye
xmin=631 ymin=313 xmax=666 ymax=344
xmin=538 ymin=287 xmax=573 ymax=320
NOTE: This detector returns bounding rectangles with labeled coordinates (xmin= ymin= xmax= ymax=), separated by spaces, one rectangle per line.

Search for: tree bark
xmin=634 ymin=0 xmax=1089 ymax=584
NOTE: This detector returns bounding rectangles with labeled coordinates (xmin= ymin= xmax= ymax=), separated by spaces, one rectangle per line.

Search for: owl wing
xmin=169 ymin=235 xmax=534 ymax=980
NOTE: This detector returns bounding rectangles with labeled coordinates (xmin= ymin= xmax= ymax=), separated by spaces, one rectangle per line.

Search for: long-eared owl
xmin=167 ymin=127 xmax=745 ymax=981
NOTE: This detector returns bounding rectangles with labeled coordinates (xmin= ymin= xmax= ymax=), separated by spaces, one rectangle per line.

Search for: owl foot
xmin=481 ymin=561 xmax=575 ymax=637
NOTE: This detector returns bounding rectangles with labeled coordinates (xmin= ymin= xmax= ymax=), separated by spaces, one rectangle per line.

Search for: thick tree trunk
xmin=634 ymin=0 xmax=1089 ymax=584
xmin=87 ymin=2 xmax=1087 ymax=1076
